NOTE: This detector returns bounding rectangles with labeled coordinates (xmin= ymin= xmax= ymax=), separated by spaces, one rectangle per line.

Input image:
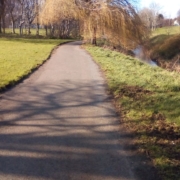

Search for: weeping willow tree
xmin=40 ymin=0 xmax=148 ymax=49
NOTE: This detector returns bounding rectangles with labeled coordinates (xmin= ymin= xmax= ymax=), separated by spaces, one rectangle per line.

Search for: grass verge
xmin=84 ymin=45 xmax=180 ymax=180
xmin=0 ymin=37 xmax=71 ymax=90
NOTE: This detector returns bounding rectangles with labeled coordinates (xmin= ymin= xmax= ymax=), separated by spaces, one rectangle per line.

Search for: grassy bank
xmin=147 ymin=34 xmax=180 ymax=72
xmin=152 ymin=26 xmax=180 ymax=37
xmin=146 ymin=27 xmax=180 ymax=72
xmin=0 ymin=37 xmax=71 ymax=90
xmin=85 ymin=45 xmax=180 ymax=180
xmin=149 ymin=34 xmax=180 ymax=60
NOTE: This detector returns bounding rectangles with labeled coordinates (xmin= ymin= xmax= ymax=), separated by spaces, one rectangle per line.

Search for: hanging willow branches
xmin=40 ymin=0 xmax=148 ymax=49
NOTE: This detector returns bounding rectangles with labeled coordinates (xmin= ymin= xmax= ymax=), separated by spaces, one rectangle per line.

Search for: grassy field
xmin=152 ymin=26 xmax=180 ymax=36
xmin=85 ymin=45 xmax=180 ymax=180
xmin=0 ymin=37 xmax=71 ymax=90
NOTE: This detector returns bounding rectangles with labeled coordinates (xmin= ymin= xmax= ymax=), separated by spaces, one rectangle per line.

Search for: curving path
xmin=0 ymin=42 xmax=159 ymax=180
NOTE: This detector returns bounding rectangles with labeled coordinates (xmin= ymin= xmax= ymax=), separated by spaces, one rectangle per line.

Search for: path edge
xmin=0 ymin=40 xmax=74 ymax=94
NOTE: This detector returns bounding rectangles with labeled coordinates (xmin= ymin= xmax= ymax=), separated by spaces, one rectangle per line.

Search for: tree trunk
xmin=0 ymin=16 xmax=2 ymax=33
xmin=19 ymin=1 xmax=24 ymax=36
xmin=36 ymin=23 xmax=39 ymax=36
xmin=28 ymin=24 xmax=31 ymax=35
xmin=19 ymin=25 xmax=23 ymax=35
xmin=92 ymin=27 xmax=97 ymax=45
xmin=12 ymin=21 xmax=15 ymax=34
xmin=36 ymin=13 xmax=39 ymax=36
xmin=58 ymin=24 xmax=61 ymax=38
xmin=66 ymin=20 xmax=70 ymax=38
xmin=19 ymin=26 xmax=22 ymax=35
xmin=45 ymin=25 xmax=48 ymax=36
xmin=19 ymin=20 xmax=25 ymax=35
xmin=36 ymin=0 xmax=39 ymax=36
xmin=0 ymin=0 xmax=5 ymax=34
xmin=50 ymin=24 xmax=54 ymax=37
xmin=2 ymin=15 xmax=5 ymax=33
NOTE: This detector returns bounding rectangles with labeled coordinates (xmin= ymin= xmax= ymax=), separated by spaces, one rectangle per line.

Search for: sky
xmin=139 ymin=0 xmax=180 ymax=18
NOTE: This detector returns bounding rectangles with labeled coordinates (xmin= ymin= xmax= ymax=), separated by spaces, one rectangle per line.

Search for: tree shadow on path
xmin=0 ymin=80 xmax=160 ymax=180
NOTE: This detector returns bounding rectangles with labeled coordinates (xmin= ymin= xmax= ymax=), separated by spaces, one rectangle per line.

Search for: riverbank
xmin=147 ymin=29 xmax=180 ymax=72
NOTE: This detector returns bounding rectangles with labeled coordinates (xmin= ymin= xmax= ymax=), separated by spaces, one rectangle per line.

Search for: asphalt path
xmin=0 ymin=42 xmax=159 ymax=180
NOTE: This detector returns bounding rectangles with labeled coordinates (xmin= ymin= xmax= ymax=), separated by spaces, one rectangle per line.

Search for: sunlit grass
xmin=152 ymin=26 xmax=180 ymax=37
xmin=85 ymin=45 xmax=180 ymax=180
xmin=85 ymin=45 xmax=180 ymax=125
xmin=0 ymin=37 xmax=71 ymax=90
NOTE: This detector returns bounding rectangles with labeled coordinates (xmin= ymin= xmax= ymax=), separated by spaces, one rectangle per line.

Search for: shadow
xmin=0 ymin=80 xmax=159 ymax=180
xmin=115 ymin=85 xmax=180 ymax=180
xmin=0 ymin=36 xmax=70 ymax=45
xmin=150 ymin=35 xmax=172 ymax=46
xmin=149 ymin=34 xmax=180 ymax=60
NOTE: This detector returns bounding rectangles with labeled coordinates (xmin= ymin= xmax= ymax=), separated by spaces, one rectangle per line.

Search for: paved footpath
xmin=0 ymin=42 xmax=159 ymax=180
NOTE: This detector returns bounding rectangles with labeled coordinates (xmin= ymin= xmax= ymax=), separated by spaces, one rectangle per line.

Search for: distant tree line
xmin=0 ymin=0 xmax=79 ymax=38
xmin=138 ymin=3 xmax=180 ymax=31
xmin=41 ymin=0 xmax=147 ymax=48
xmin=0 ymin=0 xmax=40 ymax=35
xmin=0 ymin=0 xmax=148 ymax=48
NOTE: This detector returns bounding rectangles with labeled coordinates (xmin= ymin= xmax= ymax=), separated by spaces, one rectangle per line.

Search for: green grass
xmin=0 ymin=37 xmax=71 ymax=90
xmin=85 ymin=45 xmax=180 ymax=180
xmin=152 ymin=26 xmax=180 ymax=37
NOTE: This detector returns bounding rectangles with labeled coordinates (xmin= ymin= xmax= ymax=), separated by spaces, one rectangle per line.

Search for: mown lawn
xmin=0 ymin=37 xmax=71 ymax=90
xmin=85 ymin=45 xmax=180 ymax=180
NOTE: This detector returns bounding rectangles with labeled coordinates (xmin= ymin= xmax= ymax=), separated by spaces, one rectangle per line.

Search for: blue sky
xmin=139 ymin=0 xmax=180 ymax=18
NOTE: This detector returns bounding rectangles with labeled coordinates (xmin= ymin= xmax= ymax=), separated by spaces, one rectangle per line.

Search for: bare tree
xmin=149 ymin=2 xmax=161 ymax=30
xmin=17 ymin=0 xmax=25 ymax=35
xmin=6 ymin=0 xmax=21 ymax=33
xmin=35 ymin=0 xmax=39 ymax=35
xmin=0 ymin=0 xmax=44 ymax=35
xmin=139 ymin=2 xmax=161 ymax=31
xmin=138 ymin=7 xmax=153 ymax=29
xmin=0 ymin=0 xmax=6 ymax=33
xmin=24 ymin=0 xmax=36 ymax=34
